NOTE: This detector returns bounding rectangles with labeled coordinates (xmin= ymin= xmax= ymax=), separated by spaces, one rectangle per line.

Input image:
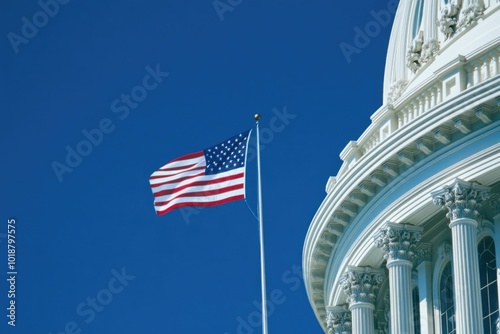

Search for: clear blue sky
xmin=0 ymin=0 xmax=395 ymax=333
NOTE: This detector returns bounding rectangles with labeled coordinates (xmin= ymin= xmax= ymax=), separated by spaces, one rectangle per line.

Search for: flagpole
xmin=254 ymin=114 xmax=268 ymax=334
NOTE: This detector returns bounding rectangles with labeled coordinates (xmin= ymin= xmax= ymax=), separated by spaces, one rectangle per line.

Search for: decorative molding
xmin=420 ymin=38 xmax=440 ymax=64
xmin=432 ymin=178 xmax=491 ymax=221
xmin=374 ymin=223 xmax=423 ymax=262
xmin=387 ymin=80 xmax=408 ymax=104
xmin=339 ymin=266 xmax=385 ymax=305
xmin=458 ymin=3 xmax=483 ymax=31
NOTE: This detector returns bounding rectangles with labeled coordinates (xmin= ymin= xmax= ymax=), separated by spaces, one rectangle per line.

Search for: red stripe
xmin=166 ymin=151 xmax=204 ymax=163
xmin=149 ymin=166 xmax=206 ymax=180
xmin=155 ymin=195 xmax=245 ymax=215
xmin=150 ymin=170 xmax=206 ymax=187
xmin=158 ymin=162 xmax=201 ymax=172
xmin=153 ymin=184 xmax=244 ymax=205
xmin=152 ymin=173 xmax=244 ymax=196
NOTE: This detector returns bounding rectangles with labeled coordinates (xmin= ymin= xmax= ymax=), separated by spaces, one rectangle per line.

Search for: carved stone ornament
xmin=489 ymin=197 xmax=500 ymax=215
xmin=326 ymin=305 xmax=352 ymax=334
xmin=412 ymin=244 xmax=431 ymax=269
xmin=437 ymin=241 xmax=452 ymax=260
xmin=458 ymin=3 xmax=483 ymax=31
xmin=339 ymin=266 xmax=385 ymax=305
xmin=387 ymin=80 xmax=408 ymax=104
xmin=407 ymin=31 xmax=424 ymax=72
xmin=439 ymin=0 xmax=461 ymax=40
xmin=420 ymin=38 xmax=440 ymax=64
xmin=432 ymin=178 xmax=490 ymax=221
xmin=374 ymin=223 xmax=423 ymax=262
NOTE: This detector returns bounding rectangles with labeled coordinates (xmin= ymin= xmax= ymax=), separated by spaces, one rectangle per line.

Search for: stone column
xmin=339 ymin=266 xmax=385 ymax=334
xmin=432 ymin=178 xmax=490 ymax=334
xmin=326 ymin=305 xmax=352 ymax=334
xmin=374 ymin=222 xmax=423 ymax=334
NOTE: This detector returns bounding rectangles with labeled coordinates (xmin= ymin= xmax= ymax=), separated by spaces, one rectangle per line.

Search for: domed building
xmin=302 ymin=1 xmax=500 ymax=333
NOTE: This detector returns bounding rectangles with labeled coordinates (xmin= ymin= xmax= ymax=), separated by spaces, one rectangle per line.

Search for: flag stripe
xmin=150 ymin=166 xmax=206 ymax=183
xmin=153 ymin=170 xmax=244 ymax=205
xmin=154 ymin=188 xmax=245 ymax=211
xmin=154 ymin=183 xmax=244 ymax=206
xmin=154 ymin=189 xmax=246 ymax=214
xmin=152 ymin=172 xmax=244 ymax=196
xmin=154 ymin=194 xmax=246 ymax=215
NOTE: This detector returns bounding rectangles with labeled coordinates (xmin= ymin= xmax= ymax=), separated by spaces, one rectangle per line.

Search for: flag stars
xmin=204 ymin=130 xmax=250 ymax=175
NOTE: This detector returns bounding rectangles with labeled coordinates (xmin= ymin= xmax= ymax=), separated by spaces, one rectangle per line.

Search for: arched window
xmin=412 ymin=0 xmax=425 ymax=38
xmin=413 ymin=287 xmax=421 ymax=334
xmin=440 ymin=262 xmax=456 ymax=334
xmin=479 ymin=236 xmax=499 ymax=334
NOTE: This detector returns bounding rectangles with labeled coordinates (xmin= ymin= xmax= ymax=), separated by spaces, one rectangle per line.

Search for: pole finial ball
xmin=254 ymin=114 xmax=261 ymax=121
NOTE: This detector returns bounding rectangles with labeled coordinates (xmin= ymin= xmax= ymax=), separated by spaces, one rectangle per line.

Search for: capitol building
xmin=302 ymin=0 xmax=500 ymax=333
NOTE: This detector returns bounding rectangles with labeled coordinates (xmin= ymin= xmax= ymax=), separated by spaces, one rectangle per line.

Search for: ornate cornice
xmin=303 ymin=78 xmax=500 ymax=330
xmin=339 ymin=266 xmax=385 ymax=305
xmin=374 ymin=223 xmax=423 ymax=263
xmin=432 ymin=178 xmax=490 ymax=221
xmin=326 ymin=305 xmax=352 ymax=334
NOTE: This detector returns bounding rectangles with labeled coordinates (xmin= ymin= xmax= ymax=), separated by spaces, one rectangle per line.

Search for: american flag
xmin=150 ymin=130 xmax=251 ymax=215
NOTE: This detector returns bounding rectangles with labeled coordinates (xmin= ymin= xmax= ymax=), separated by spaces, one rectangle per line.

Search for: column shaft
xmin=350 ymin=303 xmax=374 ymax=334
xmin=388 ymin=260 xmax=414 ymax=334
xmin=450 ymin=218 xmax=484 ymax=334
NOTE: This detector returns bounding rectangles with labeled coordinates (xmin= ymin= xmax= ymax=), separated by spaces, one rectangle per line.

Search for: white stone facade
xmin=303 ymin=0 xmax=500 ymax=333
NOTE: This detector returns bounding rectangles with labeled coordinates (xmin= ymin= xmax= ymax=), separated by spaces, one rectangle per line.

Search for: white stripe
xmin=156 ymin=155 xmax=205 ymax=171
xmin=154 ymin=188 xmax=245 ymax=212
xmin=150 ymin=167 xmax=206 ymax=185
xmin=153 ymin=177 xmax=244 ymax=202
xmin=151 ymin=167 xmax=245 ymax=192
xmin=151 ymin=157 xmax=206 ymax=179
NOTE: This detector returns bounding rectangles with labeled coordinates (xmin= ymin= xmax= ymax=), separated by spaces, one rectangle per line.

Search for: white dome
xmin=384 ymin=0 xmax=500 ymax=105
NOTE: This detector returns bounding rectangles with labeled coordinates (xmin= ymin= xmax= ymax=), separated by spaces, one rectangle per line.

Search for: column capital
xmin=326 ymin=305 xmax=352 ymax=334
xmin=339 ymin=266 xmax=385 ymax=306
xmin=432 ymin=178 xmax=490 ymax=221
xmin=490 ymin=197 xmax=500 ymax=220
xmin=414 ymin=243 xmax=432 ymax=268
xmin=374 ymin=222 xmax=423 ymax=263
